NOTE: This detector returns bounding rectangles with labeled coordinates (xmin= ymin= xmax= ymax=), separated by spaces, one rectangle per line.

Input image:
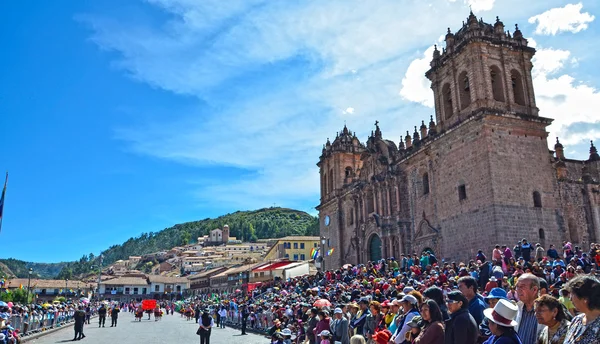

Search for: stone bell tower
xmin=426 ymin=12 xmax=538 ymax=132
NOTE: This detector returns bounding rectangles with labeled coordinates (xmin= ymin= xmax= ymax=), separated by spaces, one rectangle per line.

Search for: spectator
xmin=522 ymin=239 xmax=534 ymax=263
xmin=534 ymin=295 xmax=570 ymax=344
xmin=515 ymin=273 xmax=545 ymax=344
xmin=413 ymin=300 xmax=444 ymax=344
xmin=444 ymin=291 xmax=478 ymax=344
xmin=563 ymin=275 xmax=600 ymax=344
xmin=457 ymin=276 xmax=487 ymax=326
xmin=482 ymin=299 xmax=522 ymax=344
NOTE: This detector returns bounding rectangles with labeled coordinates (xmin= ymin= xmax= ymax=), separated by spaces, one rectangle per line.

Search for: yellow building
xmin=264 ymin=236 xmax=320 ymax=261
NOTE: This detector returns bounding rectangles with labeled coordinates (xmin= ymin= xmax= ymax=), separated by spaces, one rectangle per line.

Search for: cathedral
xmin=316 ymin=12 xmax=600 ymax=268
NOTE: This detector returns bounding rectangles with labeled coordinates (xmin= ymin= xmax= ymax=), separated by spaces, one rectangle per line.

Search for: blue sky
xmin=1 ymin=0 xmax=600 ymax=263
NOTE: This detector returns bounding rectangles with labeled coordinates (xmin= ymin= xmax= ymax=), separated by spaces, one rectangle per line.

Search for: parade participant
xmin=135 ymin=305 xmax=143 ymax=322
xmin=154 ymin=306 xmax=162 ymax=321
xmin=110 ymin=305 xmax=120 ymax=327
xmin=198 ymin=309 xmax=214 ymax=344
xmin=85 ymin=305 xmax=91 ymax=324
xmin=482 ymin=300 xmax=522 ymax=344
xmin=241 ymin=305 xmax=249 ymax=335
xmin=98 ymin=304 xmax=107 ymax=328
xmin=73 ymin=305 xmax=86 ymax=341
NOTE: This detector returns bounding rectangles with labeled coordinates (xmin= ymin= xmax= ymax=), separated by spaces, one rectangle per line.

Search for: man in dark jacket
xmin=521 ymin=239 xmax=533 ymax=262
xmin=110 ymin=306 xmax=120 ymax=327
xmin=98 ymin=304 xmax=107 ymax=327
xmin=73 ymin=306 xmax=86 ymax=341
xmin=444 ymin=291 xmax=478 ymax=344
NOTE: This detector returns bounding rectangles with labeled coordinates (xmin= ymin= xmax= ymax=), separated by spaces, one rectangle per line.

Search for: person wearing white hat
xmin=482 ymin=299 xmax=522 ymax=344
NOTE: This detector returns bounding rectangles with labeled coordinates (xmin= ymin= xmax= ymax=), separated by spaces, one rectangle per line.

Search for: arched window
xmin=422 ymin=173 xmax=430 ymax=195
xmin=442 ymin=83 xmax=453 ymax=119
xmin=458 ymin=71 xmax=471 ymax=110
xmin=533 ymin=191 xmax=542 ymax=208
xmin=345 ymin=166 xmax=353 ymax=178
xmin=490 ymin=66 xmax=505 ymax=102
xmin=538 ymin=228 xmax=545 ymax=240
xmin=511 ymin=70 xmax=525 ymax=106
xmin=323 ymin=173 xmax=328 ymax=196
xmin=328 ymin=169 xmax=334 ymax=193
xmin=458 ymin=183 xmax=467 ymax=200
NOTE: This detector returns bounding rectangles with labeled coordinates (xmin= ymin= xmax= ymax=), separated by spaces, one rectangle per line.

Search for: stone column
xmin=395 ymin=185 xmax=401 ymax=213
xmin=386 ymin=185 xmax=392 ymax=217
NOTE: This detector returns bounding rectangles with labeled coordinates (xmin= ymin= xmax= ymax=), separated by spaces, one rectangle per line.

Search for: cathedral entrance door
xmin=369 ymin=234 xmax=382 ymax=262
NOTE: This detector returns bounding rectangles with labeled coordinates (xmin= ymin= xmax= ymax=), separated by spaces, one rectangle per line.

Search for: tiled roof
xmin=7 ymin=279 xmax=91 ymax=289
xmin=147 ymin=276 xmax=189 ymax=284
xmin=101 ymin=277 xmax=149 ymax=286
xmin=276 ymin=236 xmax=320 ymax=241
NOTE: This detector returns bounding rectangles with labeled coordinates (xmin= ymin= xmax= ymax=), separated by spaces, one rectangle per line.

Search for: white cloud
xmin=80 ymin=0 xmax=598 ymax=207
xmin=530 ymin=46 xmax=600 ymax=149
xmin=532 ymin=48 xmax=571 ymax=76
xmin=399 ymin=46 xmax=435 ymax=107
xmin=528 ymin=3 xmax=595 ymax=35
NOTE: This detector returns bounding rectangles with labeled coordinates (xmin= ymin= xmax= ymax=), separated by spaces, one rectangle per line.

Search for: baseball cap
xmin=399 ymin=295 xmax=418 ymax=305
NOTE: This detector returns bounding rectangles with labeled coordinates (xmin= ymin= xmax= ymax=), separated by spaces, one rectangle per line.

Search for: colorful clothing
xmin=563 ymin=313 xmax=600 ymax=344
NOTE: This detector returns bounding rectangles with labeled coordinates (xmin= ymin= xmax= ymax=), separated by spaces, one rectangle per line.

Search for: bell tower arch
xmin=426 ymin=13 xmax=538 ymax=132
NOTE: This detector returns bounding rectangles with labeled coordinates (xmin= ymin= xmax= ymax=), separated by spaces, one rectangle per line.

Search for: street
xmin=27 ymin=312 xmax=267 ymax=344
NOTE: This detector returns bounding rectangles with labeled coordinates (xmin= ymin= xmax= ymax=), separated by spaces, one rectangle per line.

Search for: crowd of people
xmin=190 ymin=239 xmax=600 ymax=344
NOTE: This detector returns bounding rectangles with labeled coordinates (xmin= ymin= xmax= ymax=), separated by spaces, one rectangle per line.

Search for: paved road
xmin=27 ymin=312 xmax=267 ymax=344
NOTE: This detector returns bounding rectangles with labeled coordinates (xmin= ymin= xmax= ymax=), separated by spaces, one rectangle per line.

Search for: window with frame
xmin=133 ymin=287 xmax=139 ymax=295
xmin=458 ymin=184 xmax=467 ymax=200
xmin=155 ymin=285 xmax=160 ymax=292
xmin=300 ymin=243 xmax=305 ymax=249
xmin=423 ymin=173 xmax=430 ymax=195
xmin=300 ymin=254 xmax=306 ymax=260
xmin=293 ymin=254 xmax=299 ymax=260
xmin=125 ymin=287 xmax=130 ymax=294
xmin=294 ymin=242 xmax=298 ymax=249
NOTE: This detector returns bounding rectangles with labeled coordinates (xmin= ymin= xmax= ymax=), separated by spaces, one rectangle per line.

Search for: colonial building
xmin=263 ymin=236 xmax=320 ymax=261
xmin=317 ymin=13 xmax=600 ymax=267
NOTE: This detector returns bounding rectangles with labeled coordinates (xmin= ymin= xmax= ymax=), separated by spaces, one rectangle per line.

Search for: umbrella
xmin=42 ymin=303 xmax=52 ymax=308
xmin=0 ymin=301 xmax=7 ymax=307
xmin=342 ymin=264 xmax=353 ymax=269
xmin=6 ymin=302 xmax=13 ymax=308
xmin=313 ymin=299 xmax=332 ymax=308
xmin=235 ymin=289 xmax=241 ymax=293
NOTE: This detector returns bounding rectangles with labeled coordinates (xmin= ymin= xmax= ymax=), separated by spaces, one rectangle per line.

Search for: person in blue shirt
xmin=457 ymin=276 xmax=487 ymax=326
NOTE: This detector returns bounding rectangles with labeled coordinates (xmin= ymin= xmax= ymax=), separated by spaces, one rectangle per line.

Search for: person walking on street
xmin=98 ymin=304 xmax=107 ymax=328
xmin=241 ymin=305 xmax=249 ymax=335
xmin=198 ymin=309 xmax=214 ymax=344
xmin=218 ymin=306 xmax=227 ymax=328
xmin=110 ymin=305 xmax=120 ymax=327
xmin=73 ymin=306 xmax=86 ymax=341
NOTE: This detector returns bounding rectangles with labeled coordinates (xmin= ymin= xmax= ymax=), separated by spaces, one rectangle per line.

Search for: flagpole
xmin=0 ymin=172 xmax=8 ymax=234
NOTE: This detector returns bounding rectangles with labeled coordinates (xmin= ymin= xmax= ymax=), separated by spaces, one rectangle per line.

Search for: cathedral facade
xmin=316 ymin=12 xmax=600 ymax=268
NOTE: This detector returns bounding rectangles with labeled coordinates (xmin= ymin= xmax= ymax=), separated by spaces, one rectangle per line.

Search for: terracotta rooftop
xmin=101 ymin=277 xmax=149 ymax=286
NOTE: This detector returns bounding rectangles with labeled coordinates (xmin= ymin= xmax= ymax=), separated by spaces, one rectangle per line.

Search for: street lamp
xmin=320 ymin=237 xmax=327 ymax=271
xmin=26 ymin=268 xmax=33 ymax=305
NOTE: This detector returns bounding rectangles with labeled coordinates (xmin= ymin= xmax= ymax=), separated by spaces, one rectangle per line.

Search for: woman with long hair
xmin=534 ymin=295 xmax=570 ymax=344
xmin=413 ymin=299 xmax=444 ymax=344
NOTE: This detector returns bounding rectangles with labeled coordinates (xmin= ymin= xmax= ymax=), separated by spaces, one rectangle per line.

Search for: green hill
xmin=1 ymin=207 xmax=318 ymax=279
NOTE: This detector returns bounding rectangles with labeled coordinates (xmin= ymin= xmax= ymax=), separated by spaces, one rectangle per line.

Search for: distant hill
xmin=0 ymin=207 xmax=318 ymax=279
